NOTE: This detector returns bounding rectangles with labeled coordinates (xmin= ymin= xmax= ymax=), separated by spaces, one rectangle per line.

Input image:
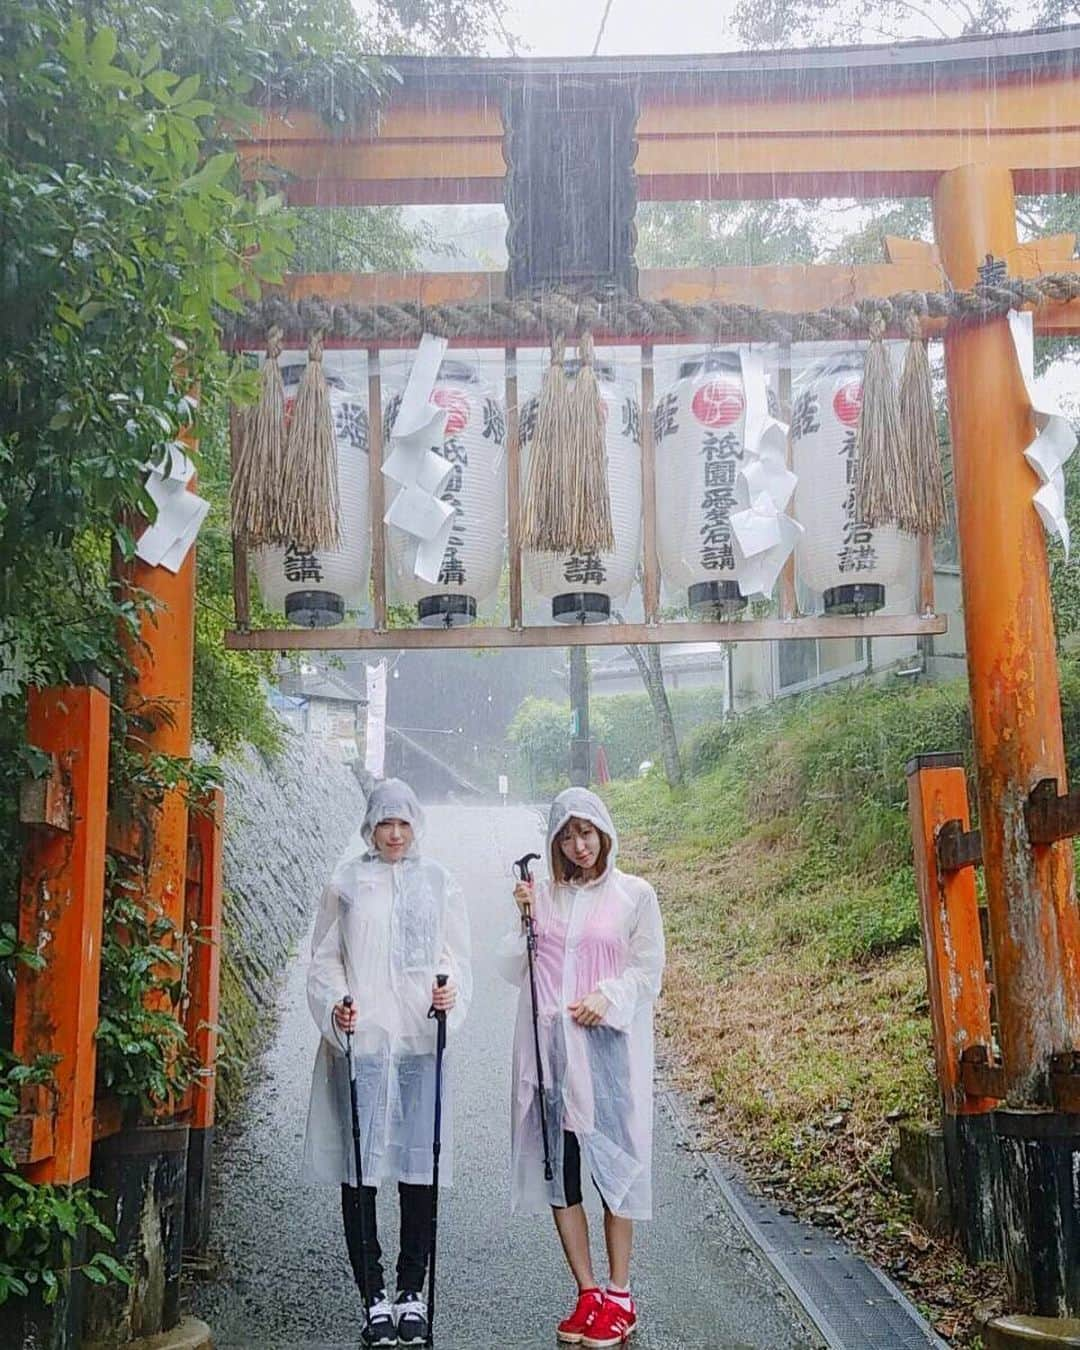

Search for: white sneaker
xmin=361 ymin=1290 xmax=397 ymax=1347
xmin=395 ymin=1289 xmax=428 ymax=1346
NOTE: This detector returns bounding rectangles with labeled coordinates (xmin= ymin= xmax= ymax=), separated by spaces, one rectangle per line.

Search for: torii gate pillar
xmin=934 ymin=162 xmax=1080 ymax=1315
xmin=933 ymin=163 xmax=1080 ymax=1100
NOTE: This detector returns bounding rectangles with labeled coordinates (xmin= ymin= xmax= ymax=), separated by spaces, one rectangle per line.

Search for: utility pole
xmin=569 ymin=646 xmax=591 ymax=787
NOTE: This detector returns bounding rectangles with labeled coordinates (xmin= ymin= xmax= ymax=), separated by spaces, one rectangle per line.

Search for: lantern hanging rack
xmin=226 ymin=613 xmax=948 ymax=652
xmin=225 ymin=329 xmax=948 ymax=652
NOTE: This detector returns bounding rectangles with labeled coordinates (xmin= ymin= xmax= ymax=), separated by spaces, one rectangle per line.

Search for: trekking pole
xmin=513 ymin=853 xmax=554 ymax=1183
xmin=425 ymin=973 xmax=449 ymax=1347
xmin=343 ymin=995 xmax=374 ymax=1320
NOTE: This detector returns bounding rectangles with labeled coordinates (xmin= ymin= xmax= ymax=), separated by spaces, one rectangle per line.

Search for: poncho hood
xmin=360 ymin=778 xmax=426 ymax=854
xmin=546 ymin=787 xmax=618 ymax=881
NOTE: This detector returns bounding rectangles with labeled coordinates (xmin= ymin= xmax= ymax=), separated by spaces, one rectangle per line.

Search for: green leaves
xmin=178 ymin=150 xmax=235 ymax=195
xmin=0 ymin=1050 xmax=126 ymax=1307
xmin=0 ymin=923 xmax=46 ymax=971
xmin=0 ymin=9 xmax=297 ymax=709
xmin=85 ymin=1250 xmax=132 ymax=1286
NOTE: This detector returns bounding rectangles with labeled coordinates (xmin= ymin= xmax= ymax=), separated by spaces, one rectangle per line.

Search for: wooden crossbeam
xmin=226 ymin=613 xmax=947 ymax=652
xmin=239 ymin=51 xmax=1080 ymax=204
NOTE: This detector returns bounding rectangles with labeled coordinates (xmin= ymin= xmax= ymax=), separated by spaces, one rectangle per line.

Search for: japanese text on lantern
xmin=439 ymin=436 xmax=469 ymax=587
xmin=334 ymin=400 xmax=369 ymax=452
xmin=699 ymin=431 xmax=741 ymax=572
xmin=621 ymin=396 xmax=641 ymax=445
xmin=284 ymin=546 xmax=324 ymax=583
xmin=564 ymin=554 xmax=608 ymax=585
xmin=837 ymin=426 xmax=877 ymax=574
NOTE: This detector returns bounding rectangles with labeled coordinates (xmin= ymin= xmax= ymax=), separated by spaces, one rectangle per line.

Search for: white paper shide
xmin=1008 ymin=310 xmax=1077 ymax=558
xmin=136 ymin=443 xmax=210 ymax=574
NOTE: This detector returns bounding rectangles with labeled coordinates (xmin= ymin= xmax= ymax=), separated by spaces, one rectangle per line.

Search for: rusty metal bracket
xmin=1025 ymin=777 xmax=1080 ymax=845
xmin=936 ymin=818 xmax=983 ymax=872
xmin=960 ymin=1045 xmax=1006 ymax=1100
xmin=18 ymin=752 xmax=71 ymax=832
xmin=1050 ymin=1052 xmax=1080 ymax=1114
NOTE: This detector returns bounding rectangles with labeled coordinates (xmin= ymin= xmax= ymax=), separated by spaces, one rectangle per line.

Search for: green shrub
xmin=507 ymin=686 xmax=726 ymax=793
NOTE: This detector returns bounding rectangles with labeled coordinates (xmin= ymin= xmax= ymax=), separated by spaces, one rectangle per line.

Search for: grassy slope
xmin=606 ymin=675 xmax=1017 ymax=1343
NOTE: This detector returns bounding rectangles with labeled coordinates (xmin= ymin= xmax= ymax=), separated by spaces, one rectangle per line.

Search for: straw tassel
xmin=231 ymin=326 xmax=286 ymax=546
xmin=855 ymin=316 xmax=911 ymax=531
xmin=898 ymin=312 xmax=948 ymax=537
xmin=567 ymin=332 xmax=614 ymax=555
xmin=522 ymin=333 xmax=574 ymax=553
xmin=281 ymin=331 xmax=340 ymax=553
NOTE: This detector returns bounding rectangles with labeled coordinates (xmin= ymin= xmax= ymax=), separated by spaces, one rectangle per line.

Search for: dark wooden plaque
xmin=504 ymin=77 xmax=638 ymax=296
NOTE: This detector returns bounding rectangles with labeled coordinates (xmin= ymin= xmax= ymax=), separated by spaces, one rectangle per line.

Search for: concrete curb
xmin=983 ymin=1314 xmax=1080 ymax=1348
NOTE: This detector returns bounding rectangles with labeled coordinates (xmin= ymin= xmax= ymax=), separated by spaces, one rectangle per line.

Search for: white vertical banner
xmin=364 ymin=661 xmax=387 ymax=779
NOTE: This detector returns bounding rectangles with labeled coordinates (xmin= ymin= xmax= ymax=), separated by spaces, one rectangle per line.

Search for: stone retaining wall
xmin=213 ymin=732 xmax=364 ymax=1119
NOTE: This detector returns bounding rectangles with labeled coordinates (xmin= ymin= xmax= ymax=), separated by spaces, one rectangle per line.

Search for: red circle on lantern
xmin=433 ymin=387 xmax=470 ymax=435
xmin=833 ymin=381 xmax=863 ymax=426
xmin=692 ymin=380 xmax=744 ymax=427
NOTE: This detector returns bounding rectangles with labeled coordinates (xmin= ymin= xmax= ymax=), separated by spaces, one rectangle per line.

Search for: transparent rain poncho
xmin=303 ymin=780 xmax=472 ymax=1187
xmin=498 ymin=788 xmax=665 ymax=1220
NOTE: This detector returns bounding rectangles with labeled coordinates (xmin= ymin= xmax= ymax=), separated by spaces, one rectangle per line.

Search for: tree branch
xmin=880 ymin=0 xmax=953 ymax=38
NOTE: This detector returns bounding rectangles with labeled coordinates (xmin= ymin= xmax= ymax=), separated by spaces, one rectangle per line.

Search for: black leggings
xmin=558 ymin=1130 xmax=610 ymax=1212
xmin=341 ymin=1182 xmax=433 ymax=1296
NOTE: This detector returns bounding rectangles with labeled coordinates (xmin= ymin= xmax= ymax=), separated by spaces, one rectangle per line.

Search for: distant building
xmin=276 ymin=664 xmax=367 ymax=759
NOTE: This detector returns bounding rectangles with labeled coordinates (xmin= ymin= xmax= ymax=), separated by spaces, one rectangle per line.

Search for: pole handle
xmin=515 ymin=852 xmax=540 ymax=936
xmin=514 ymin=851 xmax=540 ymax=884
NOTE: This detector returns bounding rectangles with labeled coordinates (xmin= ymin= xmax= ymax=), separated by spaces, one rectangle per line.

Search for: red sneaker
xmin=557 ymin=1288 xmax=604 ymax=1344
xmin=581 ymin=1293 xmax=637 ymax=1347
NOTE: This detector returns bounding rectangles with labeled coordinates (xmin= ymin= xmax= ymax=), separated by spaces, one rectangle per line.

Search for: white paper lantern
xmin=655 ymin=350 xmax=749 ymax=616
xmin=792 ymin=350 xmax=910 ymax=614
xmin=385 ymin=360 xmax=507 ymax=627
xmin=523 ymin=364 xmax=642 ymax=623
xmin=252 ymin=364 xmax=371 ymax=627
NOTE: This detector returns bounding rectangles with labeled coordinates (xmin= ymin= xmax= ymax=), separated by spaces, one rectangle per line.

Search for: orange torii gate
xmin=9 ymin=25 xmax=1080 ymax=1348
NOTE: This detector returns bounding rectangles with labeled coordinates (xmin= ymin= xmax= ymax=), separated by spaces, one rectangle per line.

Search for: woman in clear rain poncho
xmin=499 ymin=788 xmax=665 ymax=1349
xmin=303 ymin=779 xmax=471 ymax=1349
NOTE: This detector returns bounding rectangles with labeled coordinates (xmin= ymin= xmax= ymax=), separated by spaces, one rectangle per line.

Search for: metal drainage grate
xmin=661 ymin=1094 xmax=949 ymax=1350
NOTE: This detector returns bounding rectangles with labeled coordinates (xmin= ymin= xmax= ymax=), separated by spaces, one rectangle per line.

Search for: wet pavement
xmin=189 ymin=804 xmax=814 ymax=1350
